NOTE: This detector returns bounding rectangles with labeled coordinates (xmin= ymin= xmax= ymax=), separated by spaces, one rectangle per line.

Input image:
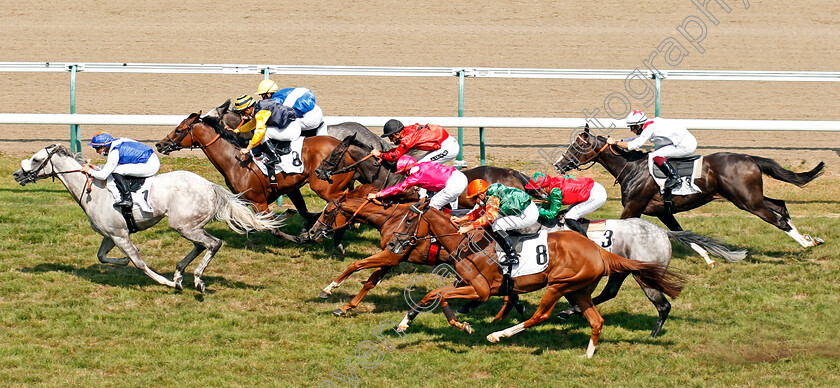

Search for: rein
xmin=329 ymin=153 xmax=375 ymax=177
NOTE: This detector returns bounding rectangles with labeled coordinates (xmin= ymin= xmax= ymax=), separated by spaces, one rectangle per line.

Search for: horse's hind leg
xmin=179 ymin=229 xmax=222 ymax=293
xmin=763 ymin=196 xmax=821 ymax=246
xmin=638 ymin=284 xmax=670 ymax=339
xmin=728 ymin=193 xmax=820 ymax=248
xmin=557 ymin=273 xmax=625 ymax=319
xmin=173 ymin=243 xmax=206 ymax=291
xmin=112 ymin=235 xmax=177 ymax=288
xmin=96 ymin=237 xmax=130 ymax=266
xmin=566 ymin=290 xmax=604 ymax=358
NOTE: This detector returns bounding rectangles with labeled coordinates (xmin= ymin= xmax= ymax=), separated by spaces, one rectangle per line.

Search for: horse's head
xmin=308 ymin=185 xmax=378 ymax=241
xmin=13 ymin=144 xmax=73 ymax=185
xmin=553 ymin=124 xmax=607 ymax=173
xmin=385 ymin=198 xmax=432 ymax=254
xmin=315 ymin=133 xmax=357 ymax=183
xmin=156 ymin=112 xmax=202 ymax=154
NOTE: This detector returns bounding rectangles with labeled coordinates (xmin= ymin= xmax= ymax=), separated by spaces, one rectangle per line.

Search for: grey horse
xmin=13 ymin=144 xmax=282 ymax=292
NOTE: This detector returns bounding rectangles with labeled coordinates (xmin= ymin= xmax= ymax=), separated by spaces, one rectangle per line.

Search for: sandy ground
xmin=1 ymin=1 xmax=838 ymax=172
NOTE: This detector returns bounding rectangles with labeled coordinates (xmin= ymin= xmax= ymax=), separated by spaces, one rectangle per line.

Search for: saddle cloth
xmin=647 ymin=155 xmax=703 ymax=195
xmin=252 ymin=137 xmax=305 ymax=175
xmin=128 ymin=176 xmax=154 ymax=213
xmin=583 ymin=219 xmax=615 ymax=253
xmin=494 ymin=230 xmax=550 ymax=278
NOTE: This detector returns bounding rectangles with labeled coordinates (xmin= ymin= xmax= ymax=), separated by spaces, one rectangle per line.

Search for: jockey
xmin=366 ymin=155 xmax=468 ymax=212
xmin=81 ymin=131 xmax=160 ymax=209
xmin=524 ymin=172 xmax=607 ymax=236
xmin=257 ymin=79 xmax=326 ymax=136
xmin=231 ymin=88 xmax=300 ymax=185
xmin=451 ymin=179 xmax=539 ymax=266
xmin=607 ymin=110 xmax=698 ymax=192
xmin=370 ymin=119 xmax=460 ymax=165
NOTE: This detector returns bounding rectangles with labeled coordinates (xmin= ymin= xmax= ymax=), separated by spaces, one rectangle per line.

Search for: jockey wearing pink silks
xmin=367 ymin=155 xmax=468 ymax=211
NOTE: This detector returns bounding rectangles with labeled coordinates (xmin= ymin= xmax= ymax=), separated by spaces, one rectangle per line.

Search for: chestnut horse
xmin=156 ymin=112 xmax=358 ymax=243
xmin=553 ymin=125 xmax=825 ymax=248
xmin=393 ymin=204 xmax=684 ymax=357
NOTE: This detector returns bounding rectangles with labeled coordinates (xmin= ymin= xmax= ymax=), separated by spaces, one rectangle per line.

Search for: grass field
xmin=1 ymin=153 xmax=839 ymax=387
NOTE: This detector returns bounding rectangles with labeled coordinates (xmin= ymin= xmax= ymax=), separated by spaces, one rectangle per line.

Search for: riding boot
xmin=258 ymin=143 xmax=280 ymax=187
xmin=492 ymin=229 xmax=519 ymax=266
xmin=111 ymin=174 xmax=133 ymax=209
xmin=657 ymin=160 xmax=681 ymax=191
xmin=565 ymin=218 xmax=588 ymax=237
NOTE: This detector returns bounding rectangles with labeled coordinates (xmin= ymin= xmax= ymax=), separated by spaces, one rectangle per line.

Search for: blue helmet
xmin=88 ymin=132 xmax=116 ymax=147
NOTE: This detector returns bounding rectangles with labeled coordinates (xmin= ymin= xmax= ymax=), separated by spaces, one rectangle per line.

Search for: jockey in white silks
xmin=82 ymin=132 xmax=160 ymax=209
xmin=607 ymin=110 xmax=698 ymax=191
xmin=256 ymin=79 xmax=326 ymax=136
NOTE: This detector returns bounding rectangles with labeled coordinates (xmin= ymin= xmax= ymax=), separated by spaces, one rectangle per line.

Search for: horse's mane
xmin=200 ymin=114 xmax=250 ymax=148
xmin=54 ymin=144 xmax=86 ymax=164
xmin=593 ymin=135 xmax=648 ymax=163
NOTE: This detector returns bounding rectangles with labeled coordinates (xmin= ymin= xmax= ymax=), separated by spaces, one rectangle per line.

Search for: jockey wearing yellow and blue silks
xmin=233 ymin=97 xmax=298 ymax=155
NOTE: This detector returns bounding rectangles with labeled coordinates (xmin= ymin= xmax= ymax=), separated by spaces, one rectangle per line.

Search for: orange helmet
xmin=466 ymin=179 xmax=489 ymax=198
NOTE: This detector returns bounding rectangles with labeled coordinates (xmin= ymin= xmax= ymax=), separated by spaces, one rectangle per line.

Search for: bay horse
xmin=314 ymin=134 xmax=531 ymax=209
xmin=391 ymin=204 xmax=684 ymax=357
xmin=13 ymin=144 xmax=282 ymax=292
xmin=553 ymin=126 xmax=825 ymax=249
xmin=155 ymin=111 xmax=360 ymax=244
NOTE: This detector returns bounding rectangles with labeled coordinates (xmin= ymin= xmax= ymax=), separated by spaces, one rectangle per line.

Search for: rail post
xmin=69 ymin=65 xmax=81 ymax=154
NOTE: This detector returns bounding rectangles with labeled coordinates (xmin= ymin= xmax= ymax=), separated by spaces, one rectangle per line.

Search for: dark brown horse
xmin=156 ymin=112 xmax=358 ymax=243
xmin=392 ymin=204 xmax=684 ymax=357
xmin=308 ymin=184 xmax=525 ymax=317
xmin=553 ymin=126 xmax=825 ymax=248
xmin=314 ymin=134 xmax=532 ymax=209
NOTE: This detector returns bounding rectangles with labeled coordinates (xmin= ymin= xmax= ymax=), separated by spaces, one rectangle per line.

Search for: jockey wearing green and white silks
xmin=82 ymin=131 xmax=159 ymax=208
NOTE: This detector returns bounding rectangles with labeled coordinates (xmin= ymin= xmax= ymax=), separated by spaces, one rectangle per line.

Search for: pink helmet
xmin=395 ymin=155 xmax=417 ymax=174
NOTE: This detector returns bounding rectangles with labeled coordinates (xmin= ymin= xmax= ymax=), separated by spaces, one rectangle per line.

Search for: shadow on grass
xmin=392 ymin=308 xmax=677 ymax=354
xmin=18 ymin=262 xmax=264 ymax=291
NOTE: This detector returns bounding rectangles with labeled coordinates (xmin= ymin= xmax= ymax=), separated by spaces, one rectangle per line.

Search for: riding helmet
xmin=381 ymin=119 xmax=405 ymax=138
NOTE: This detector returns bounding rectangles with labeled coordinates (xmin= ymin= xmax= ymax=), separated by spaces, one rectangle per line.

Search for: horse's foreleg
xmin=112 ymin=235 xmax=177 ymax=288
xmin=487 ymin=283 xmax=564 ymax=343
xmin=286 ymin=189 xmax=317 ymax=228
xmin=335 ymin=266 xmax=392 ymax=316
xmin=96 ymin=236 xmax=130 ymax=266
xmin=320 ymin=250 xmax=401 ymax=299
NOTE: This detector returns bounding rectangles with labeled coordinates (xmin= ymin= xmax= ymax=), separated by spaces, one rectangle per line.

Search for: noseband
xmin=163 ymin=119 xmax=223 ymax=152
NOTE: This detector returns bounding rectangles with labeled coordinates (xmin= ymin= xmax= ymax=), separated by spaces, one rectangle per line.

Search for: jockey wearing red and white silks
xmin=372 ymin=155 xmax=468 ymax=210
xmin=621 ymin=116 xmax=697 ymax=159
xmin=372 ymin=119 xmax=460 ymax=165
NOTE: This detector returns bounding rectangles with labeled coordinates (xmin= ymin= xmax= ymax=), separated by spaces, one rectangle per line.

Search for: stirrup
xmin=503 ymin=253 xmax=519 ymax=266
xmin=664 ymin=178 xmax=680 ymax=190
xmin=113 ymin=199 xmax=132 ymax=209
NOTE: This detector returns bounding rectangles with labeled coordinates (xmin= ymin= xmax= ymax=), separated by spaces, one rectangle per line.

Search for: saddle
xmin=508 ymin=230 xmax=541 ymax=252
xmin=651 ymin=155 xmax=701 ymax=179
xmin=125 ymin=176 xmax=146 ymax=193
xmin=648 ymin=155 xmax=703 ymax=195
xmin=300 ymin=122 xmax=326 ymax=138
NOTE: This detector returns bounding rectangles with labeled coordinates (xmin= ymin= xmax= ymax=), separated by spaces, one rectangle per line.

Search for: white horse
xmin=13 ymin=144 xmax=282 ymax=292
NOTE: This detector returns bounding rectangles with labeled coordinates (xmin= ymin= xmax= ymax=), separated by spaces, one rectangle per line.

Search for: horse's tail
xmin=211 ymin=184 xmax=283 ymax=233
xmin=602 ymin=250 xmax=684 ymax=299
xmin=667 ymin=231 xmax=747 ymax=262
xmin=751 ymin=156 xmax=825 ymax=187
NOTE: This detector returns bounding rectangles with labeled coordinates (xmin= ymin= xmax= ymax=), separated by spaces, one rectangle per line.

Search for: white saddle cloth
xmin=130 ymin=176 xmax=155 ymax=213
xmin=252 ymin=137 xmax=305 ymax=175
xmin=647 ymin=156 xmax=703 ymax=195
xmin=495 ymin=230 xmax=550 ymax=278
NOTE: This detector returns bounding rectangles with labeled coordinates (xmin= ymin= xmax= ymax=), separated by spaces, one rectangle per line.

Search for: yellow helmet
xmin=256 ymin=79 xmax=279 ymax=95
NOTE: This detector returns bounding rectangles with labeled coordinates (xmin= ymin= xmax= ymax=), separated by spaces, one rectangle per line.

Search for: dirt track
xmin=1 ymin=1 xmax=838 ymax=172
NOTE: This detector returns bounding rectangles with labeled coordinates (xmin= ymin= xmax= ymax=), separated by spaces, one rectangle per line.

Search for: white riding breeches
xmin=106 ymin=154 xmax=160 ymax=200
xmin=429 ymin=170 xmax=468 ymax=210
xmin=265 ymin=123 xmax=303 ymax=143
xmin=492 ymin=202 xmax=539 ymax=232
xmin=650 ymin=137 xmax=697 ymax=159
xmin=418 ymin=136 xmax=459 ymax=164
xmin=298 ymin=105 xmax=324 ymax=132
xmin=564 ymin=182 xmax=607 ymax=220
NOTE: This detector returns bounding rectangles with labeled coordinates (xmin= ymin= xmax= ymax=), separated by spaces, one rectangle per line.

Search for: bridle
xmin=556 ymin=133 xmax=616 ymax=173
xmin=162 ymin=118 xmax=223 ymax=152
xmin=18 ymin=145 xmax=94 ymax=195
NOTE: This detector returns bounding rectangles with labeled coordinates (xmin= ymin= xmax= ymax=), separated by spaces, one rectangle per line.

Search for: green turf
xmin=1 ymin=154 xmax=838 ymax=387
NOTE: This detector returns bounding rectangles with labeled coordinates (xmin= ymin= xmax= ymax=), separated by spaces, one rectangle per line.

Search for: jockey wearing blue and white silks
xmin=82 ymin=132 xmax=160 ymax=207
xmin=256 ymin=80 xmax=326 ymax=136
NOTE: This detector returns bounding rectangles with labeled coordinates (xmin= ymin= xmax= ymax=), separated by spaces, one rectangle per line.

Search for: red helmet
xmin=466 ymin=179 xmax=489 ymax=198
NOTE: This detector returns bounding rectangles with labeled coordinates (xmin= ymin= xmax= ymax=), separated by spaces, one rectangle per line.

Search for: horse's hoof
xmin=333 ymin=308 xmax=347 ymax=317
xmin=462 ymin=323 xmax=473 ymax=335
xmin=486 ymin=333 xmax=500 ymax=343
xmin=513 ymin=302 xmax=525 ymax=316
xmin=319 ymin=290 xmax=331 ymax=299
xmin=195 ymin=279 xmax=206 ymax=294
xmin=707 ymin=261 xmax=717 ymax=268
xmin=812 ymin=236 xmax=824 ymax=246
xmin=174 ymin=280 xmax=183 ymax=291
xmin=557 ymin=311 xmax=571 ymax=320
xmin=335 ymin=243 xmax=346 ymax=255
